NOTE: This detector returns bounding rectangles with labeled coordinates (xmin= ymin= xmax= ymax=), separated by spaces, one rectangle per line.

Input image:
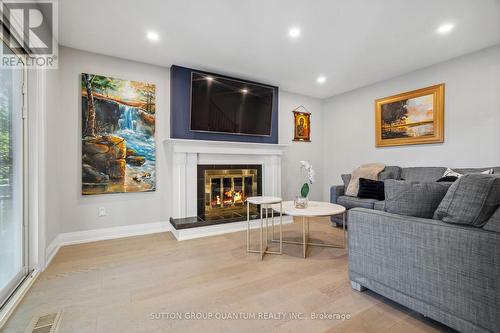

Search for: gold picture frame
xmin=293 ymin=111 xmax=311 ymax=142
xmin=375 ymin=84 xmax=444 ymax=147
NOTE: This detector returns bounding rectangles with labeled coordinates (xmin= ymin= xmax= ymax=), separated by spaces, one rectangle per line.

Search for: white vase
xmin=294 ymin=196 xmax=309 ymax=209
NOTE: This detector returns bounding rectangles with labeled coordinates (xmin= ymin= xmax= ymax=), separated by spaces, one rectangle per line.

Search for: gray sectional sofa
xmin=330 ymin=166 xmax=500 ymax=225
xmin=330 ymin=166 xmax=500 ymax=333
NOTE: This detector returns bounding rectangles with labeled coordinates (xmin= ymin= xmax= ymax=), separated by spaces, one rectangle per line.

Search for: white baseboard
xmin=45 ymin=236 xmax=60 ymax=268
xmin=171 ymin=215 xmax=294 ymax=241
xmin=45 ymin=221 xmax=172 ymax=267
xmin=58 ymin=221 xmax=172 ymax=246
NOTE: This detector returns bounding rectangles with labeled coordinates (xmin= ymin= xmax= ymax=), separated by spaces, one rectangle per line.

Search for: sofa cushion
xmin=385 ymin=180 xmax=451 ymax=218
xmin=341 ymin=174 xmax=351 ymax=188
xmin=358 ymin=178 xmax=385 ymax=200
xmin=443 ymin=167 xmax=494 ymax=178
xmin=434 ymin=174 xmax=500 ymax=227
xmin=345 ymin=163 xmax=385 ymax=196
xmin=483 ymin=207 xmax=500 ymax=233
xmin=378 ymin=166 xmax=402 ymax=181
xmin=341 ymin=166 xmax=400 ymax=189
xmin=454 ymin=167 xmax=498 ymax=175
xmin=436 ymin=176 xmax=458 ymax=183
xmin=400 ymin=167 xmax=447 ymax=182
xmin=373 ymin=200 xmax=385 ymax=211
xmin=337 ymin=195 xmax=379 ymax=210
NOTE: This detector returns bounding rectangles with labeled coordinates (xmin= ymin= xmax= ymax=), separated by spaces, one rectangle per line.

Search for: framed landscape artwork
xmin=375 ymin=84 xmax=444 ymax=147
xmin=293 ymin=108 xmax=311 ymax=142
xmin=81 ymin=73 xmax=156 ymax=195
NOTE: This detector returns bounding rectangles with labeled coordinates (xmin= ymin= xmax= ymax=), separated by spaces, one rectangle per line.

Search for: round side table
xmin=246 ymin=196 xmax=283 ymax=260
xmin=271 ymin=201 xmax=346 ymax=258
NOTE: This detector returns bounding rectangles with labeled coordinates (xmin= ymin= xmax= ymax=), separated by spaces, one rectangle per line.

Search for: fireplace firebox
xmin=197 ymin=164 xmax=262 ymax=222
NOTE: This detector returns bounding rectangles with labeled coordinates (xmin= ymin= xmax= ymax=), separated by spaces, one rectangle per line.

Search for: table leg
xmin=260 ymin=205 xmax=264 ymax=260
xmin=265 ymin=206 xmax=269 ymax=243
xmin=343 ymin=211 xmax=346 ymax=248
xmin=271 ymin=208 xmax=274 ymax=242
xmin=279 ymin=202 xmax=283 ymax=254
xmin=306 ymin=217 xmax=309 ymax=242
xmin=246 ymin=201 xmax=250 ymax=252
xmin=303 ymin=216 xmax=307 ymax=258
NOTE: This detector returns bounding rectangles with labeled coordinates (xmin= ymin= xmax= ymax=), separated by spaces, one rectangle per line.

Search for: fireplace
xmin=198 ymin=165 xmax=262 ymax=222
xmin=166 ymin=138 xmax=286 ymax=237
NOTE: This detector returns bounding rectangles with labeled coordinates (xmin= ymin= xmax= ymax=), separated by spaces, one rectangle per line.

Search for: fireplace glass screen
xmin=205 ymin=168 xmax=258 ymax=213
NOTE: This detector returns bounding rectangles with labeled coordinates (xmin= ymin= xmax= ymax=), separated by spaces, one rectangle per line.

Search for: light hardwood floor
xmin=2 ymin=217 xmax=454 ymax=333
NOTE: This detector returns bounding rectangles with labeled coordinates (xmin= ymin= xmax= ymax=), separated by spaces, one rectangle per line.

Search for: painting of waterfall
xmin=81 ymin=73 xmax=156 ymax=195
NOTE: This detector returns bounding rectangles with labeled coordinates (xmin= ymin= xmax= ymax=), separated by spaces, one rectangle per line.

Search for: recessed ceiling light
xmin=241 ymin=89 xmax=248 ymax=94
xmin=206 ymin=76 xmax=214 ymax=81
xmin=436 ymin=23 xmax=454 ymax=34
xmin=316 ymin=76 xmax=326 ymax=84
xmin=288 ymin=27 xmax=301 ymax=39
xmin=146 ymin=30 xmax=160 ymax=42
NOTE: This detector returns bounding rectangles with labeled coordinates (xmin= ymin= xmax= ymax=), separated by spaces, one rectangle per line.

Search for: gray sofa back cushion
xmin=434 ymin=174 xmax=500 ymax=227
xmin=341 ymin=166 xmax=400 ymax=190
xmin=385 ymin=180 xmax=451 ymax=218
xmin=341 ymin=174 xmax=351 ymax=189
xmin=483 ymin=207 xmax=500 ymax=233
xmin=378 ymin=166 xmax=402 ymax=181
xmin=454 ymin=167 xmax=500 ymax=175
xmin=400 ymin=167 xmax=446 ymax=182
xmin=400 ymin=166 xmax=499 ymax=182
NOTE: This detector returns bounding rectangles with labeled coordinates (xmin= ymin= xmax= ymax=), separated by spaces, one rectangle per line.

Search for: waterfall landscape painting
xmin=81 ymin=73 xmax=156 ymax=195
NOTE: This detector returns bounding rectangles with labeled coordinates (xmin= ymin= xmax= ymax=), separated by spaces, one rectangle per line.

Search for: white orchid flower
xmin=300 ymin=160 xmax=315 ymax=184
xmin=300 ymin=160 xmax=310 ymax=170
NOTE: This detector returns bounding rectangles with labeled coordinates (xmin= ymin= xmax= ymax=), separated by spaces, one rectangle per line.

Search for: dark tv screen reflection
xmin=190 ymin=72 xmax=274 ymax=136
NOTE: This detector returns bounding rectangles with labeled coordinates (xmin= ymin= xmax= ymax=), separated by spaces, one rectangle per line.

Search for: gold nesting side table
xmin=246 ymin=196 xmax=283 ymax=260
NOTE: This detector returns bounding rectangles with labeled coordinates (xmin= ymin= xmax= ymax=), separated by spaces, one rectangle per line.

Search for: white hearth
xmin=164 ymin=138 xmax=291 ymax=240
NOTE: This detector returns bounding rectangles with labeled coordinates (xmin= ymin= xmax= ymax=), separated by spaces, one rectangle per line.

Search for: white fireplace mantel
xmin=164 ymin=138 xmax=288 ymax=155
xmin=164 ymin=138 xmax=288 ymax=222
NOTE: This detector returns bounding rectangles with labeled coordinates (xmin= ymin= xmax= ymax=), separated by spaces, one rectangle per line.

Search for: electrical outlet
xmin=98 ymin=207 xmax=106 ymax=217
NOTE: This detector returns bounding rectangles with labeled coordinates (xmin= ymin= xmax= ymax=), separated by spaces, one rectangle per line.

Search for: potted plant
xmin=295 ymin=161 xmax=315 ymax=208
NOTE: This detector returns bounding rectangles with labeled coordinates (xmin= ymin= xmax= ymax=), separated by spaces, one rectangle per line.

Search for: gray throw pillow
xmin=433 ymin=174 xmax=500 ymax=227
xmin=379 ymin=166 xmax=402 ymax=181
xmin=385 ymin=180 xmax=451 ymax=218
xmin=483 ymin=207 xmax=500 ymax=233
xmin=341 ymin=174 xmax=351 ymax=189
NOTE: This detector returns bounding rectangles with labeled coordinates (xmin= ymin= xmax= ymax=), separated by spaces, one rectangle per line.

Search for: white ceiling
xmin=59 ymin=0 xmax=500 ymax=98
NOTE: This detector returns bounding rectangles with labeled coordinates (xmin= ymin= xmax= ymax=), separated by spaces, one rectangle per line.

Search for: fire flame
xmin=212 ymin=191 xmax=244 ymax=207
xmin=233 ymin=192 xmax=242 ymax=202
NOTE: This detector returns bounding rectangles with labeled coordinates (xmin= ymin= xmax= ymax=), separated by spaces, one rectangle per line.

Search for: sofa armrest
xmin=348 ymin=208 xmax=500 ymax=333
xmin=330 ymin=185 xmax=345 ymax=204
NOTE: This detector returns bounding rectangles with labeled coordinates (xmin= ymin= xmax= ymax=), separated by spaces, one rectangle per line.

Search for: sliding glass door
xmin=0 ymin=39 xmax=27 ymax=308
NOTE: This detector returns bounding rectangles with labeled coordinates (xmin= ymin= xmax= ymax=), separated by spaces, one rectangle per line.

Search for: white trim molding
xmin=45 ymin=221 xmax=172 ymax=267
xmin=171 ymin=215 xmax=294 ymax=241
xmin=164 ymin=138 xmax=288 ymax=156
xmin=164 ymin=138 xmax=288 ymax=219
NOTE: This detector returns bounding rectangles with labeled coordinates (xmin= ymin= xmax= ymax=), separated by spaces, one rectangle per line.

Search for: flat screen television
xmin=190 ymin=72 xmax=274 ymax=136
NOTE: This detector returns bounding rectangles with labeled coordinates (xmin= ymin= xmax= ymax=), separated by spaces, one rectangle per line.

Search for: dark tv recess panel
xmin=170 ymin=65 xmax=279 ymax=144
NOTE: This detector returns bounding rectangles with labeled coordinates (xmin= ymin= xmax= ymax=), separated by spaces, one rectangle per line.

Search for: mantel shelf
xmin=163 ymin=138 xmax=288 ymax=155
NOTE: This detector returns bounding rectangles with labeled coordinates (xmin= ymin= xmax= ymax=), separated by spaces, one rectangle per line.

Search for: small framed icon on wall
xmin=292 ymin=106 xmax=311 ymax=142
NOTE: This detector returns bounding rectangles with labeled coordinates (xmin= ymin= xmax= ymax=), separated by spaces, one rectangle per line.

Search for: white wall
xmin=279 ymin=92 xmax=324 ymax=201
xmin=51 ymin=44 xmax=500 ymax=237
xmin=321 ymin=45 xmax=500 ymax=199
xmin=49 ymin=47 xmax=324 ymax=236
xmin=56 ymin=47 xmax=170 ymax=233
xmin=44 ymin=66 xmax=61 ymax=244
